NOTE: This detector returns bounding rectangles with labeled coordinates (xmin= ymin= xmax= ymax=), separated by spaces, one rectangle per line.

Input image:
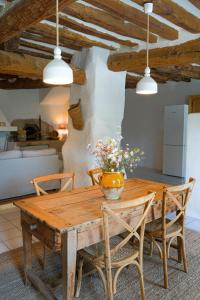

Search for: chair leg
xmin=135 ymin=260 xmax=145 ymax=300
xmin=105 ymin=265 xmax=113 ymax=300
xmin=177 ymin=236 xmax=182 ymax=263
xmin=149 ymin=239 xmax=154 ymax=256
xmin=181 ymin=237 xmax=188 ymax=273
xmin=42 ymin=245 xmax=46 ymax=269
xmin=138 ymin=269 xmax=145 ymax=300
xmin=162 ymin=239 xmax=168 ymax=289
xmin=75 ymin=257 xmax=84 ymax=298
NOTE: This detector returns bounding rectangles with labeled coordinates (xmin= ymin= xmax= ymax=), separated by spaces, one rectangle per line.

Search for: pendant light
xmin=136 ymin=2 xmax=157 ymax=95
xmin=43 ymin=0 xmax=73 ymax=85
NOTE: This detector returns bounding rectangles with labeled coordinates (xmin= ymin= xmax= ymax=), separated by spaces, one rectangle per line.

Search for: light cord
xmin=56 ymin=0 xmax=59 ymax=47
xmin=146 ymin=12 xmax=149 ymax=68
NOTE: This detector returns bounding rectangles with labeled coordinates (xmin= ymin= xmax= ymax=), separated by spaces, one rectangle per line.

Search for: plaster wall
xmin=0 ymin=89 xmax=40 ymax=122
xmin=186 ymin=114 xmax=200 ymax=219
xmin=63 ymin=47 xmax=126 ymax=187
xmin=39 ymin=87 xmax=70 ymax=128
xmin=122 ymin=80 xmax=200 ymax=170
xmin=0 ymin=87 xmax=70 ymax=129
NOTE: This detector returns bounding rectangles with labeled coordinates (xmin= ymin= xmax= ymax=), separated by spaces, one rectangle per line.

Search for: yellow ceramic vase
xmin=100 ymin=172 xmax=124 ymax=200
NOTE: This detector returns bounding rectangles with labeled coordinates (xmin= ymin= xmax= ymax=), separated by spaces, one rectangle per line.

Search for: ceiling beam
xmin=48 ymin=15 xmax=138 ymax=48
xmin=189 ymin=0 xmax=200 ymax=9
xmin=20 ymin=40 xmax=72 ymax=61
xmin=0 ymin=73 xmax=17 ymax=80
xmin=179 ymin=65 xmax=200 ymax=79
xmin=85 ymin=0 xmax=178 ymax=40
xmin=16 ymin=49 xmax=54 ymax=60
xmin=133 ymin=0 xmax=200 ymax=33
xmin=63 ymin=2 xmax=157 ymax=43
xmin=0 ymin=0 xmax=76 ymax=43
xmin=108 ymin=38 xmax=200 ymax=72
xmin=153 ymin=65 xmax=200 ymax=80
xmin=126 ymin=74 xmax=140 ymax=89
xmin=0 ymin=50 xmax=86 ymax=85
xmin=21 ymin=32 xmax=81 ymax=51
xmin=29 ymin=22 xmax=115 ymax=50
xmin=0 ymin=78 xmax=68 ymax=89
xmin=0 ymin=36 xmax=20 ymax=51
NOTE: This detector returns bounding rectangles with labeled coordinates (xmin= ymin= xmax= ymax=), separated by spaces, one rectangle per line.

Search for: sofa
xmin=0 ymin=148 xmax=60 ymax=200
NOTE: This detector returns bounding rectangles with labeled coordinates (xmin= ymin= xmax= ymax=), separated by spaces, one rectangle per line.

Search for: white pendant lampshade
xmin=43 ymin=47 xmax=73 ymax=84
xmin=43 ymin=0 xmax=73 ymax=85
xmin=136 ymin=67 xmax=157 ymax=95
xmin=136 ymin=2 xmax=157 ymax=95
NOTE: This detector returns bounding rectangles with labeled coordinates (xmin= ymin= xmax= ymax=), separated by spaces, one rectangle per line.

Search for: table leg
xmin=22 ymin=221 xmax=32 ymax=285
xmin=62 ymin=229 xmax=77 ymax=300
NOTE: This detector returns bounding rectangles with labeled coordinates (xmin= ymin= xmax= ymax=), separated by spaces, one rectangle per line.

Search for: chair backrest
xmin=162 ymin=177 xmax=195 ymax=234
xmin=87 ymin=168 xmax=103 ymax=185
xmin=102 ymin=192 xmax=156 ymax=262
xmin=31 ymin=172 xmax=75 ymax=196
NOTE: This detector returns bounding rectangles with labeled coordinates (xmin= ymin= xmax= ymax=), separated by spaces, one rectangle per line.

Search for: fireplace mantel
xmin=0 ymin=126 xmax=17 ymax=132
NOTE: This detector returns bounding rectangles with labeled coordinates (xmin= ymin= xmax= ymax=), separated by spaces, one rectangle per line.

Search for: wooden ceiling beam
xmin=19 ymin=40 xmax=72 ymax=61
xmin=133 ymin=0 xmax=200 ymax=33
xmin=153 ymin=65 xmax=200 ymax=80
xmin=0 ymin=36 xmax=20 ymax=51
xmin=29 ymin=23 xmax=115 ymax=50
xmin=0 ymin=50 xmax=86 ymax=85
xmin=151 ymin=70 xmax=191 ymax=83
xmin=85 ymin=0 xmax=178 ymax=40
xmin=63 ymin=2 xmax=157 ymax=43
xmin=0 ymin=78 xmax=67 ymax=90
xmin=125 ymin=74 xmax=140 ymax=89
xmin=108 ymin=38 xmax=200 ymax=72
xmin=0 ymin=0 xmax=76 ymax=43
xmin=0 ymin=73 xmax=17 ymax=80
xmin=180 ymin=65 xmax=200 ymax=79
xmin=16 ymin=49 xmax=55 ymax=61
xmin=22 ymin=31 xmax=81 ymax=51
xmin=189 ymin=0 xmax=200 ymax=10
xmin=48 ymin=15 xmax=138 ymax=48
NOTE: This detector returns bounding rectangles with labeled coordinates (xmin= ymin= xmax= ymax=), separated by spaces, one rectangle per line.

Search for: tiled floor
xmin=0 ymin=202 xmax=199 ymax=255
xmin=0 ymin=204 xmax=22 ymax=254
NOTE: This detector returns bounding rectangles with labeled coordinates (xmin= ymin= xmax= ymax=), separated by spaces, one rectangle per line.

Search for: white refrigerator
xmin=162 ymin=105 xmax=188 ymax=178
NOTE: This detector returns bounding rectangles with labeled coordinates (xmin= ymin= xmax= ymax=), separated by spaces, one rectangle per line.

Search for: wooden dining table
xmin=15 ymin=178 xmax=176 ymax=300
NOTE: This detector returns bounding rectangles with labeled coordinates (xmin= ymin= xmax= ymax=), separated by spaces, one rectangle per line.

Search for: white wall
xmin=63 ymin=47 xmax=126 ymax=187
xmin=0 ymin=89 xmax=40 ymax=122
xmin=39 ymin=87 xmax=70 ymax=128
xmin=0 ymin=87 xmax=70 ymax=129
xmin=186 ymin=114 xmax=200 ymax=219
xmin=122 ymin=80 xmax=200 ymax=170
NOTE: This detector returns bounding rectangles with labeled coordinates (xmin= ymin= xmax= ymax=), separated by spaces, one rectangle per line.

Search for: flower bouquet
xmin=88 ymin=137 xmax=144 ymax=199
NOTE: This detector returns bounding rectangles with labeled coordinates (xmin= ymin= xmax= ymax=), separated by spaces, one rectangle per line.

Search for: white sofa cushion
xmin=0 ymin=150 xmax=22 ymax=160
xmin=22 ymin=148 xmax=57 ymax=158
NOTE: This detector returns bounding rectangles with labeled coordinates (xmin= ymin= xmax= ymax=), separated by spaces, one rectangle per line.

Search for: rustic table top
xmin=15 ymin=178 xmax=169 ymax=233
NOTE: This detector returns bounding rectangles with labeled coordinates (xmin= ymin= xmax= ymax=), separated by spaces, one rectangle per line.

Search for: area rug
xmin=0 ymin=230 xmax=200 ymax=300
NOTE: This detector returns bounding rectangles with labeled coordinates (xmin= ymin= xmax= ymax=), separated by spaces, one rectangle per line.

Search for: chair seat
xmin=145 ymin=218 xmax=182 ymax=237
xmin=79 ymin=236 xmax=139 ymax=268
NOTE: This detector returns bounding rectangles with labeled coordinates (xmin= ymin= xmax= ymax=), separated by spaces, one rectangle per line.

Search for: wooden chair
xmin=76 ymin=192 xmax=156 ymax=300
xmin=145 ymin=178 xmax=195 ymax=289
xmin=31 ymin=172 xmax=75 ymax=196
xmin=87 ymin=168 xmax=103 ymax=185
xmin=31 ymin=172 xmax=75 ymax=267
